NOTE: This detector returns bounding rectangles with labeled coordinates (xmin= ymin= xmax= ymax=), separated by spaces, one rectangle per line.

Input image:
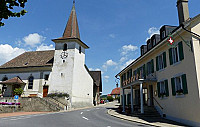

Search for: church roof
xmin=0 ymin=50 xmax=54 ymax=69
xmin=0 ymin=77 xmax=25 ymax=85
xmin=89 ymin=71 xmax=102 ymax=92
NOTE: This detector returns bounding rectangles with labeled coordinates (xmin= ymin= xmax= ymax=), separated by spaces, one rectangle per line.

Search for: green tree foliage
xmin=107 ymin=96 xmax=114 ymax=102
xmin=14 ymin=88 xmax=24 ymax=95
xmin=0 ymin=0 xmax=27 ymax=26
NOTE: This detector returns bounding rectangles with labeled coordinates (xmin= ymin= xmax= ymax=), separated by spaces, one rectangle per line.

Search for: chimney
xmin=177 ymin=0 xmax=190 ymax=25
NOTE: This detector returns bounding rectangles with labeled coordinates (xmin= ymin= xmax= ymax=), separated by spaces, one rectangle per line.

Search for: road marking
xmin=86 ymin=110 xmax=90 ymax=111
xmin=96 ymin=108 xmax=100 ymax=109
xmin=80 ymin=112 xmax=83 ymax=114
xmin=82 ymin=116 xmax=89 ymax=120
xmin=107 ymin=126 xmax=111 ymax=127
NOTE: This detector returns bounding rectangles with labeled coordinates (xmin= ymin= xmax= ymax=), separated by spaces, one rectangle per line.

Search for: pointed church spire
xmin=62 ymin=1 xmax=80 ymax=39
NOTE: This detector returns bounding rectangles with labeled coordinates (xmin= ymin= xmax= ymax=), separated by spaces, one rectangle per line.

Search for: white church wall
xmin=48 ymin=42 xmax=77 ymax=95
xmin=71 ymin=43 xmax=93 ymax=108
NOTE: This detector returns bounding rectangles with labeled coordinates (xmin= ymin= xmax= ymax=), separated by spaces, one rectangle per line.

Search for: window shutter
xmin=121 ymin=76 xmax=123 ymax=86
xmin=178 ymin=41 xmax=184 ymax=61
xmin=151 ymin=59 xmax=154 ymax=73
xmin=157 ymin=82 xmax=161 ymax=98
xmin=156 ymin=56 xmax=159 ymax=71
xmin=171 ymin=78 xmax=176 ymax=96
xmin=169 ymin=48 xmax=173 ymax=65
xmin=163 ymin=52 xmax=167 ymax=68
xmin=143 ymin=64 xmax=146 ymax=79
xmin=165 ymin=80 xmax=169 ymax=97
xmin=182 ymin=74 xmax=188 ymax=94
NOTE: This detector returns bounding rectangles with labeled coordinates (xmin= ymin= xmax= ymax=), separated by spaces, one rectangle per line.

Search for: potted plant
xmin=176 ymin=89 xmax=183 ymax=95
xmin=160 ymin=92 xmax=166 ymax=98
xmin=14 ymin=88 xmax=24 ymax=97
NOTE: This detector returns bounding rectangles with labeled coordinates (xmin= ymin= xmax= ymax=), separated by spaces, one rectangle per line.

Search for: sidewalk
xmin=107 ymin=109 xmax=187 ymax=127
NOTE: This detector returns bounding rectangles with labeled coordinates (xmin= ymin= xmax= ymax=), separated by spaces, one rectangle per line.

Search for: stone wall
xmin=0 ymin=97 xmax=60 ymax=113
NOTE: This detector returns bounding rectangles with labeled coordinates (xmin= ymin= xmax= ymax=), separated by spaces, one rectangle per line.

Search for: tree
xmin=0 ymin=0 xmax=27 ymax=27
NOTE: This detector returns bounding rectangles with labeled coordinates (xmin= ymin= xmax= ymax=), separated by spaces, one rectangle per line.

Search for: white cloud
xmin=109 ymin=34 xmax=115 ymax=38
xmin=36 ymin=44 xmax=54 ymax=51
xmin=104 ymin=76 xmax=109 ymax=79
xmin=146 ymin=27 xmax=160 ymax=41
xmin=121 ymin=44 xmax=138 ymax=56
xmin=23 ymin=33 xmax=46 ymax=47
xmin=120 ymin=59 xmax=135 ymax=70
xmin=102 ymin=59 xmax=117 ymax=71
xmin=119 ymin=56 xmax=128 ymax=63
xmin=0 ymin=44 xmax=26 ymax=65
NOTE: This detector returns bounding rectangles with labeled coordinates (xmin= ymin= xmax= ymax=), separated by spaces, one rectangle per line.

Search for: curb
xmin=107 ymin=109 xmax=161 ymax=127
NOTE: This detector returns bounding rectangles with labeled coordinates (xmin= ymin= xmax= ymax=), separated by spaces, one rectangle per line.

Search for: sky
xmin=0 ymin=0 xmax=200 ymax=95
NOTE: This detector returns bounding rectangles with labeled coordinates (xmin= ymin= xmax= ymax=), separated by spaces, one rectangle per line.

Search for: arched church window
xmin=2 ymin=76 xmax=8 ymax=92
xmin=63 ymin=44 xmax=68 ymax=51
xmin=28 ymin=76 xmax=34 ymax=89
xmin=79 ymin=46 xmax=81 ymax=54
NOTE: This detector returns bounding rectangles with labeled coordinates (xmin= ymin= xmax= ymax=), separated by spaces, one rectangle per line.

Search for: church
xmin=0 ymin=2 xmax=102 ymax=108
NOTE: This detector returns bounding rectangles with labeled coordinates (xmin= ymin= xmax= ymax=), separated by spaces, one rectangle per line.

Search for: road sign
xmin=14 ymin=95 xmax=19 ymax=100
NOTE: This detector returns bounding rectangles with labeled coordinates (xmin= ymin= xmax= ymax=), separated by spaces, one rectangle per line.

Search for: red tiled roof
xmin=111 ymin=88 xmax=120 ymax=95
xmin=0 ymin=77 xmax=25 ymax=85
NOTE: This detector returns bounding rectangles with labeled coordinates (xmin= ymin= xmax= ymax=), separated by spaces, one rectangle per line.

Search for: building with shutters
xmin=115 ymin=0 xmax=200 ymax=126
xmin=0 ymin=2 xmax=102 ymax=109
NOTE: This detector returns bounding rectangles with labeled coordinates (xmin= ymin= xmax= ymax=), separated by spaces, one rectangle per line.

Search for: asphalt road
xmin=0 ymin=105 xmax=151 ymax=127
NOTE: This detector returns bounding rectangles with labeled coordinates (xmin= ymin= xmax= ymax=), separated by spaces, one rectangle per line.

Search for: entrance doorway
xmin=43 ymin=86 xmax=49 ymax=97
xmin=149 ymin=85 xmax=154 ymax=106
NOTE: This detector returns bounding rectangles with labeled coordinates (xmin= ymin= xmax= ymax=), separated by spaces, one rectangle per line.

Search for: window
xmin=171 ymin=74 xmax=188 ymax=96
xmin=153 ymin=39 xmax=156 ymax=46
xmin=175 ymin=76 xmax=182 ymax=92
xmin=63 ymin=44 xmax=67 ymax=51
xmin=44 ymin=74 xmax=49 ymax=80
xmin=133 ymin=70 xmax=137 ymax=81
xmin=160 ymin=81 xmax=165 ymax=94
xmin=147 ymin=59 xmax=154 ymax=75
xmin=156 ymin=52 xmax=167 ymax=71
xmin=157 ymin=80 xmax=169 ymax=98
xmin=169 ymin=41 xmax=184 ymax=65
xmin=28 ymin=76 xmax=34 ymax=89
xmin=79 ymin=46 xmax=81 ymax=54
xmin=162 ymin=31 xmax=165 ymax=39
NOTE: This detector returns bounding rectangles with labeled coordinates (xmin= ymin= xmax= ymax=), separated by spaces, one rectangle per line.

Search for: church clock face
xmin=60 ymin=51 xmax=68 ymax=59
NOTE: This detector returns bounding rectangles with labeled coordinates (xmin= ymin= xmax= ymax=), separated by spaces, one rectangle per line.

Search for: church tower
xmin=48 ymin=1 xmax=93 ymax=109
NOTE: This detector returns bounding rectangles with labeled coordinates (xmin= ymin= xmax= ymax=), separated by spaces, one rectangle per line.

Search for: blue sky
xmin=0 ymin=0 xmax=200 ymax=95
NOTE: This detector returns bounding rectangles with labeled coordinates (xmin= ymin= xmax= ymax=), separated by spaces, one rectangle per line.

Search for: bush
xmin=14 ymin=88 xmax=24 ymax=95
xmin=0 ymin=89 xmax=2 ymax=94
xmin=47 ymin=93 xmax=69 ymax=98
xmin=107 ymin=96 xmax=114 ymax=102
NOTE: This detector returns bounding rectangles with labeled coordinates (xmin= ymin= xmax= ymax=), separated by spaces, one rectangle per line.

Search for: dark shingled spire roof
xmin=61 ymin=2 xmax=80 ymax=39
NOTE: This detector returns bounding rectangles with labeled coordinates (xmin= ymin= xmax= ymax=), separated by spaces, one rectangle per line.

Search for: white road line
xmin=96 ymin=108 xmax=100 ymax=109
xmin=86 ymin=110 xmax=90 ymax=111
xmin=82 ymin=116 xmax=89 ymax=120
xmin=107 ymin=126 xmax=111 ymax=127
xmin=80 ymin=112 xmax=83 ymax=114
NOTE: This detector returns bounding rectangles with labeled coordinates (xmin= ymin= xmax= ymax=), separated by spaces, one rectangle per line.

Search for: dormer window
xmin=153 ymin=39 xmax=156 ymax=46
xmin=79 ymin=46 xmax=81 ymax=54
xmin=63 ymin=44 xmax=68 ymax=51
xmin=162 ymin=31 xmax=166 ymax=39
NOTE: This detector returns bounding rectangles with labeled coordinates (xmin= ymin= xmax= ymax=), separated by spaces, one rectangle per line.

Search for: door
xmin=149 ymin=85 xmax=154 ymax=106
xmin=43 ymin=86 xmax=48 ymax=97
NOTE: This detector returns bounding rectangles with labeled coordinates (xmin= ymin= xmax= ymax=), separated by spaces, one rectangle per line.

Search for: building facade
xmin=116 ymin=0 xmax=200 ymax=126
xmin=0 ymin=2 xmax=101 ymax=109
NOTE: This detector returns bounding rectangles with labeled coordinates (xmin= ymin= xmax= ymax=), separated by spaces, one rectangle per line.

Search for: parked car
xmin=100 ymin=100 xmax=104 ymax=104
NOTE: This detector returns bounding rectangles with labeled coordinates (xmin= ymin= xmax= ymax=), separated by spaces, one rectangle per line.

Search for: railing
xmin=153 ymin=97 xmax=163 ymax=110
